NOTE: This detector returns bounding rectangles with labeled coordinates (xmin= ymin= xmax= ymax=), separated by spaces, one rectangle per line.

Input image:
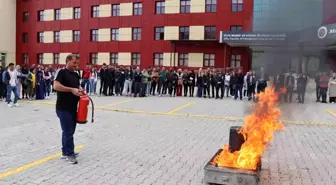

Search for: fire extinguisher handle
xmin=88 ymin=96 xmax=94 ymax=123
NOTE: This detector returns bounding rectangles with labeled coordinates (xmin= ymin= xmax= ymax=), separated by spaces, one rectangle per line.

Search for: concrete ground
xmin=0 ymin=91 xmax=336 ymax=185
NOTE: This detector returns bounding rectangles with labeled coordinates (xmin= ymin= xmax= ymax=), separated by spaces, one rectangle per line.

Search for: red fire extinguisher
xmin=77 ymin=90 xmax=94 ymax=124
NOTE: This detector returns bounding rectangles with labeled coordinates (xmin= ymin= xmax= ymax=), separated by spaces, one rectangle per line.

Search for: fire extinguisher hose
xmin=87 ymin=96 xmax=94 ymax=123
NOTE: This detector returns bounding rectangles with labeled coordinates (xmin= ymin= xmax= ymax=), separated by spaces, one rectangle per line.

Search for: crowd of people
xmin=1 ymin=61 xmax=336 ymax=107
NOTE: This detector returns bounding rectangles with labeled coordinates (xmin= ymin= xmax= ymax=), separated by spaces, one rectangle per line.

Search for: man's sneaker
xmin=14 ymin=103 xmax=20 ymax=107
xmin=61 ymin=152 xmax=79 ymax=159
xmin=67 ymin=155 xmax=78 ymax=164
xmin=7 ymin=104 xmax=12 ymax=108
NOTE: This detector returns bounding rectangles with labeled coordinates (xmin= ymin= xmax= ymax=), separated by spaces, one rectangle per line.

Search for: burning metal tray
xmin=204 ymin=149 xmax=261 ymax=185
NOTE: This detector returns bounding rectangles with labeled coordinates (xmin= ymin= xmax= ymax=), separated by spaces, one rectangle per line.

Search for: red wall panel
xmin=16 ymin=0 xmax=253 ymax=70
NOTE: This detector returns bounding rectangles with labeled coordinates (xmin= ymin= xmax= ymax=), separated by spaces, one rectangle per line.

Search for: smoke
xmin=252 ymin=0 xmax=324 ymax=75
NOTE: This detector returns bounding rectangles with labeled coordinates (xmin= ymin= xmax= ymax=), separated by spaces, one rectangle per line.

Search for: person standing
xmin=319 ymin=72 xmax=329 ymax=103
xmin=89 ymin=68 xmax=98 ymax=96
xmin=203 ymin=71 xmax=210 ymax=98
xmin=43 ymin=67 xmax=52 ymax=99
xmin=99 ymin=64 xmax=108 ymax=96
xmin=133 ymin=67 xmax=142 ymax=97
xmin=297 ymin=73 xmax=308 ymax=104
xmin=16 ymin=65 xmax=23 ymax=99
xmin=328 ymin=72 xmax=336 ymax=103
xmin=315 ymin=72 xmax=321 ymax=102
xmin=189 ymin=70 xmax=195 ymax=97
xmin=224 ymin=72 xmax=231 ymax=97
xmin=35 ymin=66 xmax=45 ymax=100
xmin=24 ymin=69 xmax=34 ymax=100
xmin=53 ymin=54 xmax=83 ymax=164
xmin=176 ymin=69 xmax=183 ymax=96
xmin=81 ymin=64 xmax=91 ymax=93
xmin=234 ymin=69 xmax=244 ymax=100
xmin=4 ymin=63 xmax=19 ymax=107
xmin=107 ymin=65 xmax=115 ymax=96
xmin=0 ymin=66 xmax=4 ymax=101
xmin=284 ymin=71 xmax=295 ymax=103
xmin=182 ymin=70 xmax=189 ymax=97
xmin=123 ymin=67 xmax=133 ymax=96
xmin=21 ymin=65 xmax=29 ymax=99
xmin=114 ymin=67 xmax=121 ymax=96
xmin=150 ymin=69 xmax=159 ymax=95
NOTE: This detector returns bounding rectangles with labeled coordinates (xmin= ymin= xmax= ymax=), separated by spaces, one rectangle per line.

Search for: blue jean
xmin=89 ymin=79 xmax=96 ymax=94
xmin=81 ymin=78 xmax=90 ymax=93
xmin=56 ymin=110 xmax=77 ymax=156
xmin=7 ymin=85 xmax=18 ymax=104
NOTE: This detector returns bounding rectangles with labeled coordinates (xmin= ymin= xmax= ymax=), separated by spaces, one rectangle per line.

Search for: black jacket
xmin=100 ymin=69 xmax=108 ymax=79
xmin=125 ymin=70 xmax=133 ymax=81
xmin=203 ymin=73 xmax=210 ymax=86
xmin=215 ymin=72 xmax=223 ymax=84
xmin=171 ymin=73 xmax=178 ymax=84
xmin=134 ymin=72 xmax=142 ymax=82
xmin=107 ymin=69 xmax=115 ymax=80
xmin=235 ymin=73 xmax=244 ymax=85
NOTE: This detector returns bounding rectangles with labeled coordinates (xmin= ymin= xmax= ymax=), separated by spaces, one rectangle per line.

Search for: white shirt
xmin=8 ymin=70 xmax=17 ymax=87
xmin=225 ymin=75 xmax=230 ymax=86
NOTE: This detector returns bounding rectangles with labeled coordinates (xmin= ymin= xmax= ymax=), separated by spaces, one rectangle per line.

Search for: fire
xmin=211 ymin=87 xmax=284 ymax=170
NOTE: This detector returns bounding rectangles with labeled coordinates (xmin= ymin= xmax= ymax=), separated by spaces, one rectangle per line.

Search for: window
xmin=232 ymin=0 xmax=243 ymax=12
xmin=110 ymin=53 xmax=118 ymax=65
xmin=155 ymin=27 xmax=164 ymax=40
xmin=180 ymin=0 xmax=190 ymax=13
xmin=53 ymin=53 xmax=60 ymax=64
xmin=179 ymin=26 xmax=189 ymax=40
xmin=131 ymin=53 xmax=141 ymax=66
xmin=156 ymin=1 xmax=165 ymax=14
xmin=132 ymin=28 xmax=142 ymax=40
xmin=205 ymin=26 xmax=216 ymax=39
xmin=38 ymin=10 xmax=44 ymax=21
xmin=206 ymin=0 xmax=216 ymax=12
xmin=231 ymin=54 xmax=241 ymax=67
xmin=230 ymin=25 xmax=242 ymax=32
xmin=92 ymin=6 xmax=99 ymax=17
xmin=73 ymin=30 xmax=80 ymax=42
xmin=23 ymin=12 xmax=29 ymax=22
xmin=38 ymin=53 xmax=43 ymax=64
xmin=54 ymin=31 xmax=60 ymax=42
xmin=91 ymin=29 xmax=98 ymax=41
xmin=154 ymin=53 xmax=163 ymax=66
xmin=203 ymin=54 xmax=215 ymax=67
xmin=112 ymin=4 xmax=120 ymax=16
xmin=74 ymin=7 xmax=81 ymax=19
xmin=178 ymin=54 xmax=188 ymax=66
xmin=23 ymin=54 xmax=29 ymax=64
xmin=133 ymin=3 xmax=142 ymax=15
xmin=38 ymin=32 xmax=44 ymax=43
xmin=90 ymin=53 xmax=98 ymax=64
xmin=23 ymin=33 xmax=28 ymax=43
xmin=111 ymin=29 xmax=119 ymax=41
xmin=55 ymin=9 xmax=61 ymax=20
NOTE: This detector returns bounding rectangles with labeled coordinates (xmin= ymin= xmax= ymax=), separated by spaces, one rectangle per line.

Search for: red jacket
xmin=319 ymin=75 xmax=329 ymax=88
xmin=82 ymin=69 xmax=90 ymax=79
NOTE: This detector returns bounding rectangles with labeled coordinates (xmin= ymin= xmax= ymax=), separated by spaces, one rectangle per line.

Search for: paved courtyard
xmin=0 ymin=91 xmax=336 ymax=185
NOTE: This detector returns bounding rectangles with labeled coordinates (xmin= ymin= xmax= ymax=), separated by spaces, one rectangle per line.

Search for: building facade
xmin=16 ymin=0 xmax=253 ymax=70
xmin=0 ymin=0 xmax=16 ymax=67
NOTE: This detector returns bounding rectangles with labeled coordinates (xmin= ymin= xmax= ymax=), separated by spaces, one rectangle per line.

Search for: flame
xmin=211 ymin=87 xmax=284 ymax=170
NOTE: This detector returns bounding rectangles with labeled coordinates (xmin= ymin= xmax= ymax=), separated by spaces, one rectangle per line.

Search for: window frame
xmin=90 ymin=53 xmax=98 ymax=64
xmin=132 ymin=28 xmax=142 ymax=40
xmin=205 ymin=0 xmax=217 ymax=12
xmin=178 ymin=53 xmax=189 ymax=66
xmin=133 ymin=3 xmax=143 ymax=16
xmin=232 ymin=0 xmax=243 ymax=12
xmin=131 ymin=53 xmax=141 ymax=66
xmin=230 ymin=54 xmax=241 ymax=68
xmin=112 ymin=4 xmax=120 ymax=16
xmin=179 ymin=26 xmax=190 ymax=40
xmin=74 ymin=7 xmax=81 ymax=19
xmin=54 ymin=9 xmax=61 ymax=20
xmin=54 ymin=31 xmax=60 ymax=42
xmin=154 ymin=53 xmax=164 ymax=66
xmin=155 ymin=27 xmax=164 ymax=40
xmin=92 ymin=5 xmax=99 ymax=17
xmin=91 ymin=29 xmax=99 ymax=41
xmin=23 ymin=32 xmax=28 ymax=43
xmin=155 ymin=1 xmax=165 ymax=14
xmin=53 ymin=53 xmax=60 ymax=64
xmin=230 ymin=25 xmax=242 ymax=32
xmin=111 ymin=28 xmax=119 ymax=41
xmin=205 ymin=26 xmax=216 ymax=40
xmin=203 ymin=54 xmax=215 ymax=67
xmin=23 ymin=12 xmax=29 ymax=22
xmin=38 ymin=32 xmax=44 ymax=43
xmin=73 ymin=30 xmax=80 ymax=42
xmin=110 ymin=53 xmax=118 ymax=65
xmin=38 ymin=53 xmax=43 ymax=64
xmin=23 ymin=53 xmax=29 ymax=64
xmin=180 ymin=0 xmax=191 ymax=13
xmin=38 ymin=10 xmax=44 ymax=21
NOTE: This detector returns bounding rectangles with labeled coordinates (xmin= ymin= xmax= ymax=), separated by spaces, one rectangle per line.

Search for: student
xmin=4 ymin=63 xmax=19 ymax=107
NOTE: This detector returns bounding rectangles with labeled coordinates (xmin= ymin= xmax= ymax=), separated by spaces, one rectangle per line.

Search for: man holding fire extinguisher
xmin=53 ymin=54 xmax=83 ymax=164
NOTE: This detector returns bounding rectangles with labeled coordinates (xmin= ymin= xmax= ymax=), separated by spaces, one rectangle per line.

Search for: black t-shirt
xmin=55 ymin=69 xmax=80 ymax=111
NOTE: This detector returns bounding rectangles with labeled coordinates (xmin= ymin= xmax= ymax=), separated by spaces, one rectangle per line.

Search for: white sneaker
xmin=14 ymin=103 xmax=20 ymax=107
xmin=8 ymin=104 xmax=12 ymax=108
